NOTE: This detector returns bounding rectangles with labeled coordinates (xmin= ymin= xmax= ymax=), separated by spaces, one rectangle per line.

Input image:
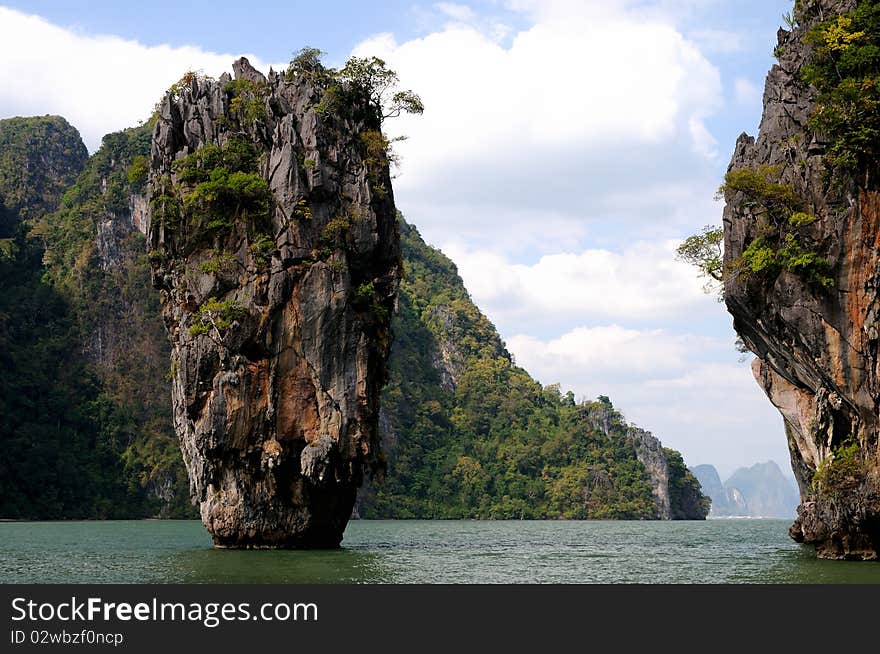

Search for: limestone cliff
xmin=147 ymin=58 xmax=401 ymax=547
xmin=626 ymin=426 xmax=673 ymax=519
xmin=723 ymin=0 xmax=880 ymax=558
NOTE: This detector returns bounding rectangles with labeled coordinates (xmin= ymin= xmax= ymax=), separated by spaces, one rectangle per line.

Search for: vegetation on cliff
xmin=676 ymin=1 xmax=880 ymax=291
xmin=0 ymin=120 xmax=188 ymax=519
xmin=679 ymin=164 xmax=833 ymax=291
xmin=720 ymin=166 xmax=833 ymax=289
xmin=800 ymin=0 xmax=880 ymax=177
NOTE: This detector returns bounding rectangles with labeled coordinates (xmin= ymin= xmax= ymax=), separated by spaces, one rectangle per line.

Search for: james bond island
xmin=146 ymin=57 xmax=403 ymax=548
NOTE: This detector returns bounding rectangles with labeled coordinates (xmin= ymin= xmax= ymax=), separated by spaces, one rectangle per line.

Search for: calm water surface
xmin=2 ymin=520 xmax=879 ymax=584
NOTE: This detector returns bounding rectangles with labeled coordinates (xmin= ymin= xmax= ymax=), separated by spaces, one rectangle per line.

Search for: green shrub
xmin=172 ymin=139 xmax=260 ymax=184
xmin=126 ymin=155 xmax=149 ymax=191
xmin=789 ymin=211 xmax=818 ymax=227
xmin=314 ymin=85 xmax=342 ymax=117
xmin=350 ymin=281 xmax=389 ymax=322
xmin=166 ymin=70 xmax=213 ymax=103
xmin=199 ymin=252 xmax=237 ymax=274
xmin=316 ymin=217 xmax=351 ymax=260
xmin=320 ymin=217 xmax=351 ymax=246
xmin=360 ymin=129 xmax=396 ymax=194
xmin=351 ymin=281 xmax=375 ymax=308
xmin=284 ymin=49 xmax=423 ymax=127
xmin=739 ymin=233 xmax=834 ymax=288
xmin=813 ymin=442 xmax=865 ymax=497
xmin=675 ymin=225 xmax=724 ymax=292
xmin=183 ymin=168 xmax=272 ymax=233
xmin=293 ymin=198 xmax=312 ymax=221
xmin=285 ymin=47 xmax=333 ymax=83
xmin=249 ymin=233 xmax=276 ymax=268
xmin=718 ymin=165 xmax=800 ymax=217
xmin=719 ymin=166 xmax=834 ymax=289
xmin=801 ymin=2 xmax=880 ymax=175
xmin=223 ymin=79 xmax=269 ymax=124
xmin=188 ymin=297 xmax=248 ymax=337
xmin=149 ymin=177 xmax=181 ymax=228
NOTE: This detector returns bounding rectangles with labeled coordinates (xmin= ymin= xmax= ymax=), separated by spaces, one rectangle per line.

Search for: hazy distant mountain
xmin=690 ymin=461 xmax=799 ymax=519
xmin=690 ymin=465 xmax=731 ymax=515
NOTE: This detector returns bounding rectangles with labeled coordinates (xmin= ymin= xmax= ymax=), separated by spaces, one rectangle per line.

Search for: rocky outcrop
xmin=723 ymin=0 xmax=880 ymax=558
xmin=588 ymin=403 xmax=707 ymax=519
xmin=147 ymin=59 xmax=400 ymax=548
xmin=627 ymin=426 xmax=672 ymax=519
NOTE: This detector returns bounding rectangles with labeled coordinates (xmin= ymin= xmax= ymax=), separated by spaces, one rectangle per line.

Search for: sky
xmin=0 ymin=0 xmax=796 ymax=479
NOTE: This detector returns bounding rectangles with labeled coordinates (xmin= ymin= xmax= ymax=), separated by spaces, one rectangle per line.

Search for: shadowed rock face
xmin=147 ymin=58 xmax=400 ymax=548
xmin=723 ymin=0 xmax=880 ymax=559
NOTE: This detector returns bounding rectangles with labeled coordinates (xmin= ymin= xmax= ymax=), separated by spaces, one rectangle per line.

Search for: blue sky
xmin=0 ymin=0 xmax=796 ymax=479
xmin=0 ymin=0 xmax=527 ymax=63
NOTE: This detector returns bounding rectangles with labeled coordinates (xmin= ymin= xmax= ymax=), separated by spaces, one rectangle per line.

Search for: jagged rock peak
xmin=146 ymin=58 xmax=401 ymax=548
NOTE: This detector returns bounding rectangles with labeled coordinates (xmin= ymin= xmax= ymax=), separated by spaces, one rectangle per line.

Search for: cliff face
xmin=585 ymin=404 xmax=675 ymax=518
xmin=147 ymin=59 xmax=400 ymax=547
xmin=723 ymin=0 xmax=880 ymax=558
xmin=627 ymin=426 xmax=672 ymax=519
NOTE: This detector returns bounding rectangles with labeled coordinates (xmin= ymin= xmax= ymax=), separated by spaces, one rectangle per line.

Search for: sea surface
xmin=2 ymin=519 xmax=879 ymax=584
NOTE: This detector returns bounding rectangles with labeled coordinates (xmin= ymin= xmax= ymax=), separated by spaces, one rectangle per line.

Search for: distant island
xmin=691 ymin=462 xmax=798 ymax=519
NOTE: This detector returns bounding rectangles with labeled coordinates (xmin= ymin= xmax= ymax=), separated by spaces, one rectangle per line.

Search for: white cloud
xmin=688 ymin=116 xmax=718 ymax=158
xmin=506 ymin=326 xmax=789 ymax=477
xmin=351 ymin=0 xmax=723 ymax=261
xmin=0 ymin=6 xmax=274 ymax=151
xmin=734 ymin=77 xmax=761 ymax=108
xmin=508 ymin=326 xmax=699 ymax=378
xmin=443 ymin=239 xmax=711 ymax=331
xmin=361 ymin=18 xmax=720 ymax=166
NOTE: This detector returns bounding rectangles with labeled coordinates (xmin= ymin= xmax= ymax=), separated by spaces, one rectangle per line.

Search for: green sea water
xmin=1 ymin=519 xmax=879 ymax=584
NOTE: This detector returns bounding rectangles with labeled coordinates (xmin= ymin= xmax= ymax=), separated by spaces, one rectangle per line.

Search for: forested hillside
xmin=0 ymin=117 xmax=151 ymax=518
